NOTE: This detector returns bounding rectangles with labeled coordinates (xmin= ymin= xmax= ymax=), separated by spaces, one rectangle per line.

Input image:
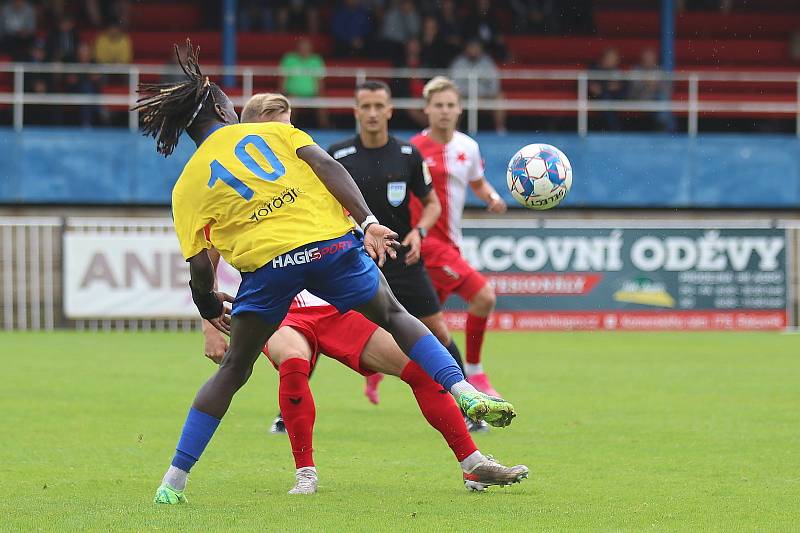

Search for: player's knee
xmin=473 ymin=284 xmax=496 ymax=311
xmin=218 ymin=357 xmax=254 ymax=386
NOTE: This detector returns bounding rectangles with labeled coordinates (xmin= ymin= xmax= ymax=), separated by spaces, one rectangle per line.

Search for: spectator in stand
xmin=791 ymin=30 xmax=800 ymax=63
xmin=449 ymin=39 xmax=506 ymax=133
xmin=420 ymin=15 xmax=455 ymax=68
xmin=160 ymin=42 xmax=190 ymax=84
xmin=509 ymin=0 xmax=559 ymax=34
xmin=93 ymin=23 xmax=132 ymax=64
xmin=589 ymin=47 xmax=626 ymax=131
xmin=392 ymin=38 xmax=428 ymax=127
xmin=276 ymin=0 xmax=321 ymax=34
xmin=380 ymin=0 xmax=421 ymax=63
xmin=628 ymin=47 xmax=675 ymax=132
xmin=464 ymin=0 xmax=507 ymax=61
xmin=47 ymin=16 xmax=79 ymax=63
xmin=83 ymin=0 xmax=130 ymax=27
xmin=24 ymin=42 xmax=54 ymax=125
xmin=436 ymin=0 xmax=463 ymax=58
xmin=1 ymin=0 xmax=37 ymax=60
xmin=238 ymin=0 xmax=276 ymax=31
xmin=332 ymin=0 xmax=373 ymax=57
xmin=280 ymin=37 xmax=329 ymax=128
xmin=63 ymin=42 xmax=106 ymax=127
xmin=557 ymin=0 xmax=594 ymax=35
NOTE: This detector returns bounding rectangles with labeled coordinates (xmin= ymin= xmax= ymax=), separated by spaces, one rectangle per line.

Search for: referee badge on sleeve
xmin=387 ymin=182 xmax=407 ymax=207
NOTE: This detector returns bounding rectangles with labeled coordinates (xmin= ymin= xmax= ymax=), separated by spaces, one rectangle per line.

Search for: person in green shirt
xmin=280 ymin=38 xmax=329 ymax=127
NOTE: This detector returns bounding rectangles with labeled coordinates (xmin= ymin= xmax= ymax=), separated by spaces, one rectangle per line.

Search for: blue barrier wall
xmin=1 ymin=128 xmax=799 ymax=208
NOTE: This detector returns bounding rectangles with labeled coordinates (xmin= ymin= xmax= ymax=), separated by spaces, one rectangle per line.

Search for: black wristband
xmin=189 ymin=281 xmax=223 ymax=319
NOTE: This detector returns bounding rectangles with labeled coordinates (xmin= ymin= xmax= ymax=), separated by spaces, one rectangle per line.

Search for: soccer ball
xmin=506 ymin=144 xmax=572 ymax=210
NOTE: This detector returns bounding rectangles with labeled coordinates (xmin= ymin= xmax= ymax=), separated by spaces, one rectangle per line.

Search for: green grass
xmin=1 ymin=331 xmax=799 ymax=531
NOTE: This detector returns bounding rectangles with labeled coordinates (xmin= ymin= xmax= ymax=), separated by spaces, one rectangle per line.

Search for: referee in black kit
xmin=329 ymin=81 xmax=484 ymax=430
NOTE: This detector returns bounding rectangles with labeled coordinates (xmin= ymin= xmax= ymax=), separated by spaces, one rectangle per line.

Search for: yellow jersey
xmin=172 ymin=122 xmax=353 ymax=272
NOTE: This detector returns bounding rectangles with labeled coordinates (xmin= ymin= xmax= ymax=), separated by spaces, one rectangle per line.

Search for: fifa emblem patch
xmin=387 ymin=182 xmax=407 ymax=207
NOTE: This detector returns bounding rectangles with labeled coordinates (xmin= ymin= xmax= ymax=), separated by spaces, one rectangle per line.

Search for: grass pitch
xmin=1 ymin=331 xmax=798 ymax=531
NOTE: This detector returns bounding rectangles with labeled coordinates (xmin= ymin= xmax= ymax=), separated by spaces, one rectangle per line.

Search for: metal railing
xmin=1 ymin=63 xmax=799 ymax=136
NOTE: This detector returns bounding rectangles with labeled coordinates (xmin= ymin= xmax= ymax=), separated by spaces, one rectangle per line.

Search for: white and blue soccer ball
xmin=506 ymin=143 xmax=572 ymax=210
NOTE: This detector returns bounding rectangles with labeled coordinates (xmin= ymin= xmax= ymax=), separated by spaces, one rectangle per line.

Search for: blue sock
xmin=170 ymin=407 xmax=221 ymax=472
xmin=408 ymin=334 xmax=466 ymax=391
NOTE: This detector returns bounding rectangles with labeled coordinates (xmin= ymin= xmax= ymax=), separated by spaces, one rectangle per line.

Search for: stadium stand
xmin=1 ymin=1 xmax=799 ymax=127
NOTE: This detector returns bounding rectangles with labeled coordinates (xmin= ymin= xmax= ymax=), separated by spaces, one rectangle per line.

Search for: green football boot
xmin=154 ymin=483 xmax=187 ymax=505
xmin=458 ymin=391 xmax=516 ymax=428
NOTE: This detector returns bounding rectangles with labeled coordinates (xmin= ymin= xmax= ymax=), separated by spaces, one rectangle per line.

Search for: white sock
xmin=450 ymin=380 xmax=478 ymax=398
xmin=460 ymin=450 xmax=486 ymax=472
xmin=297 ymin=466 xmax=317 ymax=475
xmin=163 ymin=465 xmax=188 ymax=491
xmin=464 ymin=363 xmax=483 ymax=376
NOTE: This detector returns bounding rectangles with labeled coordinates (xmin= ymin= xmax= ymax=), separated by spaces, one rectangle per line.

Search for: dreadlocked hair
xmin=133 ymin=39 xmax=221 ymax=156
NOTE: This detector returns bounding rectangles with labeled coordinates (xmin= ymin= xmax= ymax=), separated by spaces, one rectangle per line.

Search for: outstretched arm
xmin=297 ymin=144 xmax=400 ymax=266
xmin=297 ymin=144 xmax=373 ymax=225
xmin=469 ymin=177 xmax=507 ymax=214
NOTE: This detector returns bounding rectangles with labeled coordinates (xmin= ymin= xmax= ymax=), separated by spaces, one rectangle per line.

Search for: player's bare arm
xmin=202 ymin=248 xmax=228 ymax=363
xmin=188 ymin=250 xmax=233 ymax=335
xmin=297 ymin=144 xmax=400 ymax=266
xmin=403 ymin=189 xmax=440 ymax=265
xmin=470 ymin=177 xmax=507 ymax=214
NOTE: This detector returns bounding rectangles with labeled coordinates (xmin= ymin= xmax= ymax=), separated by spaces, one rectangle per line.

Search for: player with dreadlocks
xmin=135 ymin=41 xmax=518 ymax=504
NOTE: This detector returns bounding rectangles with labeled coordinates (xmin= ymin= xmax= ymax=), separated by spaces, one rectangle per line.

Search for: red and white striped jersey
xmin=291 ymin=290 xmax=330 ymax=308
xmin=410 ymin=130 xmax=484 ymax=248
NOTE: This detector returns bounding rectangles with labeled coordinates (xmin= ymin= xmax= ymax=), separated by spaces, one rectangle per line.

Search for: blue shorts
xmin=232 ymin=232 xmax=380 ymax=325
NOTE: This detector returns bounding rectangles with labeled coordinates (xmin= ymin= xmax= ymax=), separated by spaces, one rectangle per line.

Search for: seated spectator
xmin=63 ymin=42 xmax=107 ymax=127
xmin=556 ymin=0 xmax=594 ymax=35
xmin=160 ymin=42 xmax=190 ymax=84
xmin=276 ymin=0 xmax=321 ymax=34
xmin=628 ymin=47 xmax=675 ymax=132
xmin=420 ymin=15 xmax=455 ymax=68
xmin=463 ymin=0 xmax=507 ymax=61
xmin=280 ymin=38 xmax=328 ymax=128
xmin=47 ymin=16 xmax=79 ymax=63
xmin=589 ymin=47 xmax=626 ymax=131
xmin=436 ymin=0 xmax=463 ymax=57
xmin=627 ymin=48 xmax=662 ymax=101
xmin=449 ymin=39 xmax=506 ymax=133
xmin=509 ymin=0 xmax=559 ymax=34
xmin=332 ymin=0 xmax=373 ymax=57
xmin=238 ymin=0 xmax=276 ymax=32
xmin=24 ymin=42 xmax=55 ymax=125
xmin=83 ymin=0 xmax=130 ymax=27
xmin=93 ymin=23 xmax=132 ymax=64
xmin=2 ymin=0 xmax=37 ymax=60
xmin=380 ymin=0 xmax=421 ymax=63
xmin=392 ymin=38 xmax=427 ymax=128
xmin=790 ymin=30 xmax=800 ymax=63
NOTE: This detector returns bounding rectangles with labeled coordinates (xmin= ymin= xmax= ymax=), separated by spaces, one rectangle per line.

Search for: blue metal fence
xmin=1 ymin=128 xmax=798 ymax=208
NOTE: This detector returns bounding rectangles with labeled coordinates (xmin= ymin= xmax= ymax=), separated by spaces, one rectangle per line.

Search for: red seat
xmin=594 ymin=10 xmax=800 ymax=38
xmin=130 ymin=3 xmax=202 ymax=31
xmin=237 ymin=33 xmax=332 ymax=61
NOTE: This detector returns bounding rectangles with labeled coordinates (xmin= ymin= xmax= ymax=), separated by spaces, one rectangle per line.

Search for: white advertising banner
xmin=63 ymin=232 xmax=241 ymax=318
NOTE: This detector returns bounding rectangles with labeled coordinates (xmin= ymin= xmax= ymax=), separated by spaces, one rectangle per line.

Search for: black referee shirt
xmin=328 ymin=135 xmax=431 ymax=241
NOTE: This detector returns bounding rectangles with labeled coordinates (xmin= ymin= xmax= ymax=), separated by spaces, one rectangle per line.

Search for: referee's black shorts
xmin=381 ymin=260 xmax=442 ymax=318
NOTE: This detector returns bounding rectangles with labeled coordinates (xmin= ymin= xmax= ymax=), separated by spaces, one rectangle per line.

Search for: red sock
xmin=400 ymin=361 xmax=477 ymax=461
xmin=278 ymin=358 xmax=316 ymax=469
xmin=465 ymin=314 xmax=488 ymax=365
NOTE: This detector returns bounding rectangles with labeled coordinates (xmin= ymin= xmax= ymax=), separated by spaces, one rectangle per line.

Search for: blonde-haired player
xmin=410 ymin=76 xmax=507 ymax=397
